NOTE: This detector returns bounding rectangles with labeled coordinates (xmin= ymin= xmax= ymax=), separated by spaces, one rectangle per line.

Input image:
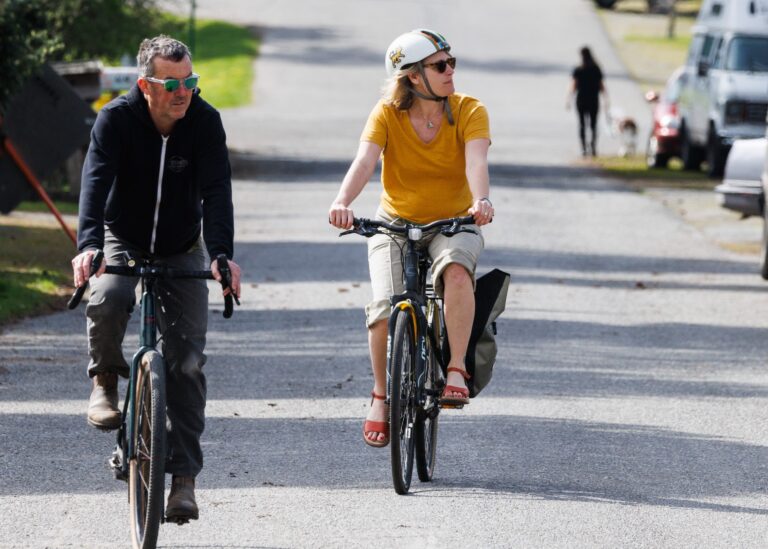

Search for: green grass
xmin=188 ymin=20 xmax=259 ymax=109
xmin=625 ymin=33 xmax=692 ymax=49
xmin=598 ymin=5 xmax=697 ymax=89
xmin=0 ymin=224 xmax=75 ymax=327
xmin=16 ymin=200 xmax=79 ymax=215
xmin=593 ymin=155 xmax=715 ymax=189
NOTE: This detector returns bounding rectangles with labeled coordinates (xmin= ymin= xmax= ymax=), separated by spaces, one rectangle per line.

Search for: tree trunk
xmin=667 ymin=0 xmax=678 ymax=38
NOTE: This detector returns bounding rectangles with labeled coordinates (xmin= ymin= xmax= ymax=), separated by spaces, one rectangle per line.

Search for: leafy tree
xmin=0 ymin=0 xmax=66 ymax=113
xmin=0 ymin=0 xmax=183 ymax=113
xmin=55 ymin=0 xmax=185 ymax=64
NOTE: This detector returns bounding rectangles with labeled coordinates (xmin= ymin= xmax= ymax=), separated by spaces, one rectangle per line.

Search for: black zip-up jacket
xmin=77 ymin=84 xmax=234 ymax=260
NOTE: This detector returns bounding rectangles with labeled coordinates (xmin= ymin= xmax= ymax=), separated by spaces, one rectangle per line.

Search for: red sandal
xmin=363 ymin=391 xmax=389 ymax=448
xmin=441 ymin=367 xmax=470 ymax=407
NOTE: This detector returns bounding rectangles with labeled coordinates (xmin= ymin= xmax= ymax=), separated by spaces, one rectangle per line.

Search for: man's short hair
xmin=137 ymin=35 xmax=192 ymax=77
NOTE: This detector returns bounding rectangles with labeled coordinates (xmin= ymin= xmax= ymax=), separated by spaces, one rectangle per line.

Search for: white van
xmin=677 ymin=0 xmax=768 ymax=177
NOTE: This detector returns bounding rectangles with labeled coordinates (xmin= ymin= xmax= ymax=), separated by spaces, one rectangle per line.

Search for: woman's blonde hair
xmin=382 ymin=65 xmax=419 ymax=110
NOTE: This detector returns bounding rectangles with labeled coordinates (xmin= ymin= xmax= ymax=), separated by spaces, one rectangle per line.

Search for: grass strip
xmin=0 ymin=224 xmax=75 ymax=327
xmin=593 ymin=155 xmax=715 ymax=189
xmin=183 ymin=19 xmax=259 ymax=109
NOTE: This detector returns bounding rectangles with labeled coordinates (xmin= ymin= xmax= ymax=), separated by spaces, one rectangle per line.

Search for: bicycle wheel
xmin=389 ymin=309 xmax=416 ymax=495
xmin=415 ymin=333 xmax=440 ymax=482
xmin=129 ymin=350 xmax=166 ymax=549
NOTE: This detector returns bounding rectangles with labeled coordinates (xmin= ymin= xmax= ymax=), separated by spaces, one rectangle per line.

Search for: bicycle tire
xmin=415 ymin=334 xmax=439 ymax=482
xmin=390 ymin=309 xmax=416 ymax=495
xmin=129 ymin=350 xmax=166 ymax=549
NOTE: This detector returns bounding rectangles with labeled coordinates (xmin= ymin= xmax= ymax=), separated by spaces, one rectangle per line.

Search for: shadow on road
xmin=3 ymin=411 xmax=768 ymax=517
xmin=231 ymin=239 xmax=757 ymax=286
xmin=230 ymin=154 xmax=629 ymax=196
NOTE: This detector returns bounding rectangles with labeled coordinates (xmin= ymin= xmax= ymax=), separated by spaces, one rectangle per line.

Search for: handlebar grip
xmin=223 ymin=294 xmax=233 ymax=319
xmin=67 ymin=284 xmax=88 ymax=310
xmin=215 ymin=254 xmax=235 ymax=319
xmin=67 ymin=250 xmax=104 ymax=309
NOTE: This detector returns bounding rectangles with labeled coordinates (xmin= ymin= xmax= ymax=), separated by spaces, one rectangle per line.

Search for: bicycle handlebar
xmin=67 ymin=251 xmax=237 ymax=318
xmin=339 ymin=215 xmax=477 ymax=239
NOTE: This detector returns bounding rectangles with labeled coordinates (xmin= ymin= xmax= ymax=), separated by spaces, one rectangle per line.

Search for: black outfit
xmin=78 ymin=84 xmax=233 ymax=259
xmin=78 ymin=84 xmax=234 ymax=477
xmin=572 ymin=64 xmax=603 ymax=156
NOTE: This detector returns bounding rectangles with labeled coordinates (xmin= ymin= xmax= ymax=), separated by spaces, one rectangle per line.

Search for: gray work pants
xmin=86 ymin=229 xmax=209 ymax=477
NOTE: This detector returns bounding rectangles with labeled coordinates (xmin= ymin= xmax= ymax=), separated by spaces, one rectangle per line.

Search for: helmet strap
xmin=412 ymin=64 xmax=455 ymax=125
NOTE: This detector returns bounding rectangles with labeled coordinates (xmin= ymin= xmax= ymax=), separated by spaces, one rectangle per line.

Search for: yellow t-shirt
xmin=361 ymin=93 xmax=490 ymax=224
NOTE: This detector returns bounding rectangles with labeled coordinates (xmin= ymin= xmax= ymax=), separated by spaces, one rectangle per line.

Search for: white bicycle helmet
xmin=385 ymin=28 xmax=451 ymax=77
xmin=384 ymin=29 xmax=455 ymax=124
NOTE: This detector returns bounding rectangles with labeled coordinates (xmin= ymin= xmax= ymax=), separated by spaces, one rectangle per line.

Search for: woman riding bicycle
xmin=328 ymin=29 xmax=493 ymax=448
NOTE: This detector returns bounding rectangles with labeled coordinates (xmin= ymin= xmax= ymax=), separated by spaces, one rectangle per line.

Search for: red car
xmin=645 ymin=67 xmax=687 ymax=168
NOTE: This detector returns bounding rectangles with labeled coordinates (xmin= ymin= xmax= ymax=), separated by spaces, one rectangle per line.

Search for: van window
xmin=700 ymin=35 xmax=716 ymax=62
xmin=726 ymin=36 xmax=768 ymax=72
xmin=687 ymin=35 xmax=704 ymax=67
xmin=711 ymin=37 xmax=725 ymax=69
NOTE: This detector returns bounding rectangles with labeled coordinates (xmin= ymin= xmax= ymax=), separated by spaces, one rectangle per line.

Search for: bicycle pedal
xmin=439 ymin=403 xmax=464 ymax=410
xmin=108 ymin=447 xmax=128 ymax=482
xmin=165 ymin=516 xmax=191 ymax=526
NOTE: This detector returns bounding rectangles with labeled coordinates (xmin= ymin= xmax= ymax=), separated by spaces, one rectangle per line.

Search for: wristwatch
xmin=479 ymin=197 xmax=493 ymax=207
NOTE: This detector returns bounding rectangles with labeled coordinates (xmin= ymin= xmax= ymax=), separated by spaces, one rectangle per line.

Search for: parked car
xmin=676 ymin=0 xmax=768 ymax=178
xmin=644 ymin=67 xmax=687 ymax=168
xmin=715 ymin=137 xmax=765 ymax=217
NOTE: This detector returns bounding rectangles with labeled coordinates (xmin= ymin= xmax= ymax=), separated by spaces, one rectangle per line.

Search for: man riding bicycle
xmin=71 ymin=35 xmax=241 ymax=522
xmin=328 ymin=29 xmax=493 ymax=447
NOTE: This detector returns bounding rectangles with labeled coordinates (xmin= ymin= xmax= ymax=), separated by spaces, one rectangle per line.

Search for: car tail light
xmin=659 ymin=114 xmax=680 ymax=129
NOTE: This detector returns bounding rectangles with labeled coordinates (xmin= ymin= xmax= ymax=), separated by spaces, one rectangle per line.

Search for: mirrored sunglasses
xmin=145 ymin=73 xmax=200 ymax=92
xmin=422 ymin=57 xmax=456 ymax=74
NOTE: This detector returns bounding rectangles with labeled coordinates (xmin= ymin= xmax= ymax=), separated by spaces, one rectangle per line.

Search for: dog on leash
xmin=605 ymin=106 xmax=638 ymax=157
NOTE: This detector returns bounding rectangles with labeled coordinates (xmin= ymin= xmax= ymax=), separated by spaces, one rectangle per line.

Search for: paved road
xmin=3 ymin=1 xmax=768 ymax=547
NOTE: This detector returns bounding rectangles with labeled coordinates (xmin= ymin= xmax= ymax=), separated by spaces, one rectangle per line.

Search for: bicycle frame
xmin=92 ymin=267 xmax=164 ymax=481
xmin=386 ymin=235 xmax=443 ymax=408
xmin=116 ymin=275 xmax=160 ymax=480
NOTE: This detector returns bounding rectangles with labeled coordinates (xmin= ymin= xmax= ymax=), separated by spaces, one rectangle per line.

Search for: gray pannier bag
xmin=444 ymin=268 xmax=510 ymax=398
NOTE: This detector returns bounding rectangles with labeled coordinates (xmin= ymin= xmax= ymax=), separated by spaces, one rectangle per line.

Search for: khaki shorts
xmin=365 ymin=207 xmax=484 ymax=327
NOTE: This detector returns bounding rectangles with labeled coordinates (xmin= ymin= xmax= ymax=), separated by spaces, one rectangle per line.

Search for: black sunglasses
xmin=422 ymin=57 xmax=457 ymax=74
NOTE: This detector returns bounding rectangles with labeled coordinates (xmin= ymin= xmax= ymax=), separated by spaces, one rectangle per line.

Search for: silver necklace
xmin=426 ymin=119 xmax=434 ymax=129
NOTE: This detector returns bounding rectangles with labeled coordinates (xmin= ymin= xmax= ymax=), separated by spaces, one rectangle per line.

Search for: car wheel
xmin=646 ymin=134 xmax=669 ymax=169
xmin=706 ymin=129 xmax=727 ymax=178
xmin=680 ymin=124 xmax=703 ymax=171
xmin=761 ymin=206 xmax=768 ymax=281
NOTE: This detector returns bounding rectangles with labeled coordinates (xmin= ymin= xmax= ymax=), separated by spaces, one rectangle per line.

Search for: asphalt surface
xmin=3 ymin=1 xmax=768 ymax=547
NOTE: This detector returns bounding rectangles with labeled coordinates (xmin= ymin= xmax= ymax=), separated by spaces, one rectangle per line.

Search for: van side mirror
xmin=697 ymin=60 xmax=709 ymax=77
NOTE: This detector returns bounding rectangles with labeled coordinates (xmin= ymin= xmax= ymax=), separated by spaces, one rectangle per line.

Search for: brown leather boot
xmin=87 ymin=373 xmax=120 ymax=430
xmin=166 ymin=476 xmax=199 ymax=523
